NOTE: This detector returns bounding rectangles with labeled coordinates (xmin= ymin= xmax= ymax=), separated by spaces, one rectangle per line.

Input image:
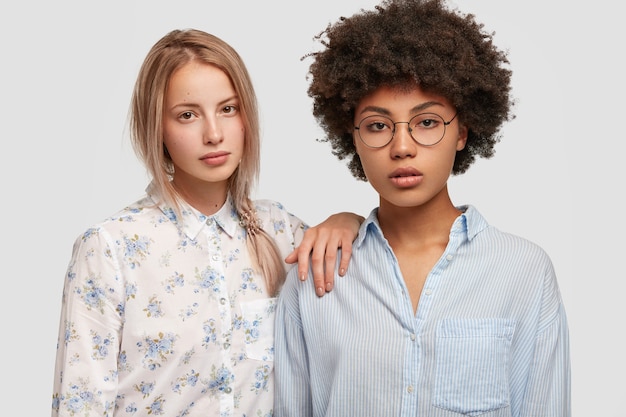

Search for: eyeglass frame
xmin=353 ymin=112 xmax=458 ymax=148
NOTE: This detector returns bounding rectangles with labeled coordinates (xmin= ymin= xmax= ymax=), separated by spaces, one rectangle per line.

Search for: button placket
xmin=205 ymin=215 xmax=234 ymax=401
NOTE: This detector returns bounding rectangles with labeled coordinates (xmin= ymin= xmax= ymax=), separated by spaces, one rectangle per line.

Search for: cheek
xmin=162 ymin=139 xmax=182 ymax=164
xmin=163 ymin=135 xmax=181 ymax=155
xmin=353 ymin=141 xmax=377 ymax=175
xmin=162 ymin=122 xmax=181 ymax=150
xmin=229 ymin=122 xmax=245 ymax=146
xmin=163 ymin=120 xmax=199 ymax=150
xmin=162 ymin=130 xmax=193 ymax=164
xmin=356 ymin=151 xmax=379 ymax=182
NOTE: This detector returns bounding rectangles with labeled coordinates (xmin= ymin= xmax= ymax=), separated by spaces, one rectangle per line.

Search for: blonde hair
xmin=130 ymin=28 xmax=286 ymax=295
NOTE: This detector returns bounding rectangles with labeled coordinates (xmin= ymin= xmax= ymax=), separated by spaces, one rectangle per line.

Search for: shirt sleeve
xmin=520 ymin=265 xmax=571 ymax=417
xmin=256 ymin=199 xmax=308 ymax=262
xmin=274 ymin=271 xmax=313 ymax=417
xmin=51 ymin=227 xmax=125 ymax=416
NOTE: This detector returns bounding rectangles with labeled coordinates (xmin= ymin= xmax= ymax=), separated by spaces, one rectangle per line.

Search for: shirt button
xmin=224 ymin=387 xmax=232 ymax=394
xmin=223 ymin=342 xmax=230 ymax=349
xmin=410 ymin=333 xmax=416 ymax=341
xmin=206 ymin=218 xmax=214 ymax=225
xmin=407 ymin=385 xmax=414 ymax=393
xmin=220 ymin=298 xmax=227 ymax=305
xmin=446 ymin=254 xmax=453 ymax=261
xmin=424 ymin=289 xmax=432 ymax=296
xmin=212 ymin=254 xmax=220 ymax=261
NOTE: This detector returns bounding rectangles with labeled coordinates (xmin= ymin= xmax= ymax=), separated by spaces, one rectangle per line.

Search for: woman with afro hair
xmin=274 ymin=0 xmax=571 ymax=416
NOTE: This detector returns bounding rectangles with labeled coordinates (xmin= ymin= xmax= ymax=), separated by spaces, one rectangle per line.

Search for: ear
xmin=352 ymin=130 xmax=359 ymax=155
xmin=456 ymin=124 xmax=468 ymax=151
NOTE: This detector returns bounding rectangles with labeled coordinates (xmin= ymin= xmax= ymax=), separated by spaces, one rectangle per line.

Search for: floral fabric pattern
xmin=52 ymin=183 xmax=306 ymax=416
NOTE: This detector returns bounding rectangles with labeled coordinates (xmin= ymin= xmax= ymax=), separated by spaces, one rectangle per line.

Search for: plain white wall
xmin=0 ymin=0 xmax=622 ymax=415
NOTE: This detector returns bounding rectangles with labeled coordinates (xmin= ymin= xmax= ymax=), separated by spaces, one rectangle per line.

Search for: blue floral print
xmin=52 ymin=188 xmax=305 ymax=416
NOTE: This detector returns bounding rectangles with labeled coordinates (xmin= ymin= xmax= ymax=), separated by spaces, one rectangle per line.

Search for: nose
xmin=390 ymin=122 xmax=416 ymax=159
xmin=203 ymin=116 xmax=224 ymax=145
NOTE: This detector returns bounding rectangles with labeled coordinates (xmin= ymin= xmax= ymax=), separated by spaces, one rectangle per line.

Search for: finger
xmin=324 ymin=246 xmax=338 ymax=293
xmin=310 ymin=239 xmax=328 ymax=296
xmin=337 ymin=239 xmax=353 ymax=277
xmin=284 ymin=249 xmax=297 ymax=265
xmin=293 ymin=228 xmax=318 ymax=280
xmin=297 ymin=247 xmax=311 ymax=282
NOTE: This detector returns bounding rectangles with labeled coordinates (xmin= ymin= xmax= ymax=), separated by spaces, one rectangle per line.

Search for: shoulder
xmin=483 ymin=225 xmax=552 ymax=263
xmin=253 ymin=199 xmax=306 ymax=231
xmin=253 ymin=199 xmax=288 ymax=215
xmin=75 ymin=195 xmax=163 ymax=243
xmin=471 ymin=226 xmax=556 ymax=285
xmin=464 ymin=205 xmax=554 ymax=269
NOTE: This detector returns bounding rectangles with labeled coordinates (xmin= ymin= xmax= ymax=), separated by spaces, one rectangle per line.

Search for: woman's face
xmin=353 ymin=84 xmax=467 ymax=211
xmin=162 ymin=61 xmax=245 ymax=198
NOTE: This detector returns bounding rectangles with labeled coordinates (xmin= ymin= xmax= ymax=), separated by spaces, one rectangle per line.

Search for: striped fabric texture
xmin=275 ymin=205 xmax=570 ymax=417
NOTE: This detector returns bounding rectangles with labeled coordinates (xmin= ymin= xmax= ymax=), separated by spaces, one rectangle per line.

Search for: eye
xmin=222 ymin=105 xmax=238 ymax=116
xmin=178 ymin=111 xmax=196 ymax=121
xmin=363 ymin=116 xmax=393 ymax=133
xmin=411 ymin=113 xmax=443 ymax=130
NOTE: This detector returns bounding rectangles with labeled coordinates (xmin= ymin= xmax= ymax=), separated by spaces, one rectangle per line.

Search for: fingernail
xmin=316 ymin=287 xmax=324 ymax=296
xmin=339 ymin=268 xmax=346 ymax=276
xmin=325 ymin=282 xmax=333 ymax=292
xmin=299 ymin=273 xmax=306 ymax=281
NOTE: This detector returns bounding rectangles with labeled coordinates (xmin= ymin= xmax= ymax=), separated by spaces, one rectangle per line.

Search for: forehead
xmin=355 ymin=84 xmax=452 ymax=117
xmin=168 ymin=62 xmax=231 ymax=92
xmin=165 ymin=61 xmax=235 ymax=105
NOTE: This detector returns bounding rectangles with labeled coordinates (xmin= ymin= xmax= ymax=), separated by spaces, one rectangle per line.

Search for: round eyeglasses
xmin=354 ymin=112 xmax=458 ymax=148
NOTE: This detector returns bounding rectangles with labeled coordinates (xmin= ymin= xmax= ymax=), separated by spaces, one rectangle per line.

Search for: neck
xmin=171 ymin=178 xmax=228 ymax=216
xmin=377 ymin=189 xmax=461 ymax=245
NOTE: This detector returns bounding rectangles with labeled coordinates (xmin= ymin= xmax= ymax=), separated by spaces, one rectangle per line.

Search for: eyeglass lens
xmin=356 ymin=113 xmax=448 ymax=148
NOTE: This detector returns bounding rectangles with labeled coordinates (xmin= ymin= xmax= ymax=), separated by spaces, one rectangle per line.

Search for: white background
xmin=1 ymin=1 xmax=623 ymax=415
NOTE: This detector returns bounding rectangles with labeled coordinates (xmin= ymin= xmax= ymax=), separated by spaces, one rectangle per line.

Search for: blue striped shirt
xmin=274 ymin=205 xmax=570 ymax=417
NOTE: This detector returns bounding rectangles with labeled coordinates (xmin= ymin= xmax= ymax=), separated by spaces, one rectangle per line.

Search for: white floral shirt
xmin=51 ymin=184 xmax=306 ymax=417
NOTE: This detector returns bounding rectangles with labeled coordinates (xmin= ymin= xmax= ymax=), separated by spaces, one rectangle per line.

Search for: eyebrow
xmin=358 ymin=100 xmax=446 ymax=116
xmin=168 ymin=95 xmax=239 ymax=111
xmin=169 ymin=103 xmax=201 ymax=111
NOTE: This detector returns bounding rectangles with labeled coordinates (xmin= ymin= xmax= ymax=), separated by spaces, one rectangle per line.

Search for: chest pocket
xmin=433 ymin=318 xmax=515 ymax=416
xmin=240 ymin=298 xmax=276 ymax=362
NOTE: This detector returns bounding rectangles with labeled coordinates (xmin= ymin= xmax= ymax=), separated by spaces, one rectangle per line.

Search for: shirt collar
xmin=355 ymin=204 xmax=489 ymax=248
xmin=145 ymin=182 xmax=240 ymax=240
xmin=454 ymin=205 xmax=489 ymax=241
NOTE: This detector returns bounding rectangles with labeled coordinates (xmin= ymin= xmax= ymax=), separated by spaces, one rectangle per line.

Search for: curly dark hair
xmin=307 ymin=0 xmax=514 ymax=180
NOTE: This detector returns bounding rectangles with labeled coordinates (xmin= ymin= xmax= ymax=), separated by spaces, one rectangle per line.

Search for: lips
xmin=200 ymin=151 xmax=230 ymax=166
xmin=201 ymin=151 xmax=229 ymax=159
xmin=389 ymin=167 xmax=422 ymax=178
xmin=389 ymin=167 xmax=423 ymax=187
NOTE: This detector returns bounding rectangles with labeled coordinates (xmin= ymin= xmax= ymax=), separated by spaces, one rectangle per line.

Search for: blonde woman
xmin=51 ymin=29 xmax=361 ymax=417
